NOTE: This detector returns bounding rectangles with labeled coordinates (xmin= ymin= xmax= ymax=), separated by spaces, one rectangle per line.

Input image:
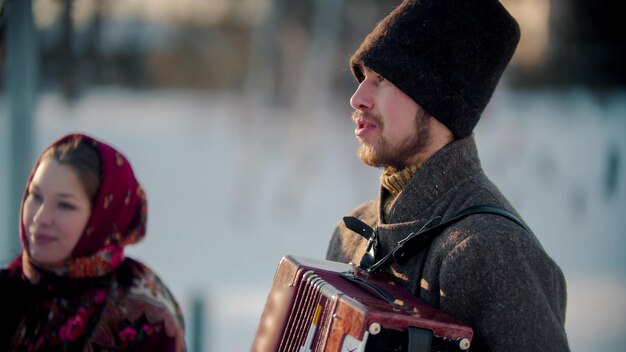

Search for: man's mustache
xmin=352 ymin=110 xmax=382 ymax=126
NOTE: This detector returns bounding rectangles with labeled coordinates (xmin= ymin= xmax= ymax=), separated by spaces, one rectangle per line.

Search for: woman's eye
xmin=58 ymin=202 xmax=77 ymax=210
xmin=376 ymin=74 xmax=385 ymax=82
xmin=29 ymin=191 xmax=43 ymax=202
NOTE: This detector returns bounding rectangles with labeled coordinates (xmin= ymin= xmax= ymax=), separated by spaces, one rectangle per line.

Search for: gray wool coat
xmin=326 ymin=136 xmax=570 ymax=352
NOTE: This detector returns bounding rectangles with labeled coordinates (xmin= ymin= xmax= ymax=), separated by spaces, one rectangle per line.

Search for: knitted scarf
xmin=380 ymin=164 xmax=422 ymax=218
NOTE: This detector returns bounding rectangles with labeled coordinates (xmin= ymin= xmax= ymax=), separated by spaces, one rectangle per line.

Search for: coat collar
xmin=378 ymin=135 xmax=483 ymax=225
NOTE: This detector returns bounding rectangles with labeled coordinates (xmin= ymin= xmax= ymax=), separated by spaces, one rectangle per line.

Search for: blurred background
xmin=1 ymin=0 xmax=624 ymax=350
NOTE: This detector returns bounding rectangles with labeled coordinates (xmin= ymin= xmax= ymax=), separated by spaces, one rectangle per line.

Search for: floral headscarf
xmin=6 ymin=133 xmax=185 ymax=352
xmin=19 ymin=133 xmax=147 ymax=278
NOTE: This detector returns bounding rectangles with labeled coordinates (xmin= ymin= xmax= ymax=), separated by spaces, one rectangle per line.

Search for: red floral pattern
xmin=59 ymin=308 xmax=88 ymax=342
xmin=18 ymin=134 xmax=148 ymax=279
xmin=118 ymin=326 xmax=137 ymax=343
xmin=8 ymin=134 xmax=185 ymax=351
xmin=11 ymin=259 xmax=185 ymax=351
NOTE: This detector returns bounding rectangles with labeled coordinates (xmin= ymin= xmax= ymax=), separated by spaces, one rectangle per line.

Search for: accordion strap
xmin=344 ymin=205 xmax=530 ymax=274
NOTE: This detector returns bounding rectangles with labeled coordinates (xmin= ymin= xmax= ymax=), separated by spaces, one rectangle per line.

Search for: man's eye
xmin=376 ymin=74 xmax=385 ymax=82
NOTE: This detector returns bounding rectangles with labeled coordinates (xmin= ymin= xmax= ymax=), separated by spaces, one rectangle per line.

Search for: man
xmin=326 ymin=0 xmax=570 ymax=350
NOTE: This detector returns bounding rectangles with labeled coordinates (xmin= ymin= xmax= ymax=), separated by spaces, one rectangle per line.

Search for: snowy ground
xmin=1 ymin=87 xmax=625 ymax=351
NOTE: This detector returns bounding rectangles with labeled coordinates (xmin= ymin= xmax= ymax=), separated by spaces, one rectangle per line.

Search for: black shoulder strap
xmin=344 ymin=205 xmax=530 ymax=274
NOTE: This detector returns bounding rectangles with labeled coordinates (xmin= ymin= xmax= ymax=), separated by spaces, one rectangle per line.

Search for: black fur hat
xmin=351 ymin=0 xmax=520 ymax=138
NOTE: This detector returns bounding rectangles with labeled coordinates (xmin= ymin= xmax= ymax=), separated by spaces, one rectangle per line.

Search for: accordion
xmin=252 ymin=255 xmax=473 ymax=352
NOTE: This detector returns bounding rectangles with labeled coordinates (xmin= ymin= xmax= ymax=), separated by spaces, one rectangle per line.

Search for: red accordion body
xmin=252 ymin=255 xmax=473 ymax=352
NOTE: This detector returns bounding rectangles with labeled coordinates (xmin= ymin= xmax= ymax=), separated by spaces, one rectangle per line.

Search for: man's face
xmin=350 ymin=65 xmax=431 ymax=170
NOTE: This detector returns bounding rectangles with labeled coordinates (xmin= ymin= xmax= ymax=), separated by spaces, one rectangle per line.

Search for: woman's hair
xmin=41 ymin=136 xmax=102 ymax=201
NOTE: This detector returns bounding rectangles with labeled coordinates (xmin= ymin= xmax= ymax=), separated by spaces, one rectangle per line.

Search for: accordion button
xmin=368 ymin=322 xmax=381 ymax=335
xmin=459 ymin=338 xmax=471 ymax=350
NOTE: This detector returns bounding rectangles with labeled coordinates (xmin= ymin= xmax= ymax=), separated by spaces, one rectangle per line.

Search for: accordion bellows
xmin=252 ymin=256 xmax=473 ymax=352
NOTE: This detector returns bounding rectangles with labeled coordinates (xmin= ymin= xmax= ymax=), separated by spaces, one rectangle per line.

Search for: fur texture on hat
xmin=351 ymin=0 xmax=520 ymax=138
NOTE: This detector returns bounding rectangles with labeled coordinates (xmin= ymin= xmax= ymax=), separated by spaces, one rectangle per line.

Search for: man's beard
xmin=356 ymin=110 xmax=431 ymax=170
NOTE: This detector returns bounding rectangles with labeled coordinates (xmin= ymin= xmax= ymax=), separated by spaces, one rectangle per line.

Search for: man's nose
xmin=350 ymin=81 xmax=373 ymax=111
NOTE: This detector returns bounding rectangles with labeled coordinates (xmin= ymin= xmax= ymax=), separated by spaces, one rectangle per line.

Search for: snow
xmin=1 ymin=87 xmax=624 ymax=351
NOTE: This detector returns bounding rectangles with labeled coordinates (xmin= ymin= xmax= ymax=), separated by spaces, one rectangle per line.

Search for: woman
xmin=0 ymin=133 xmax=185 ymax=351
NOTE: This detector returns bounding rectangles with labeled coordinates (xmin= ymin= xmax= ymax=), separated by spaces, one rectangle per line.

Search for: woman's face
xmin=22 ymin=158 xmax=92 ymax=267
